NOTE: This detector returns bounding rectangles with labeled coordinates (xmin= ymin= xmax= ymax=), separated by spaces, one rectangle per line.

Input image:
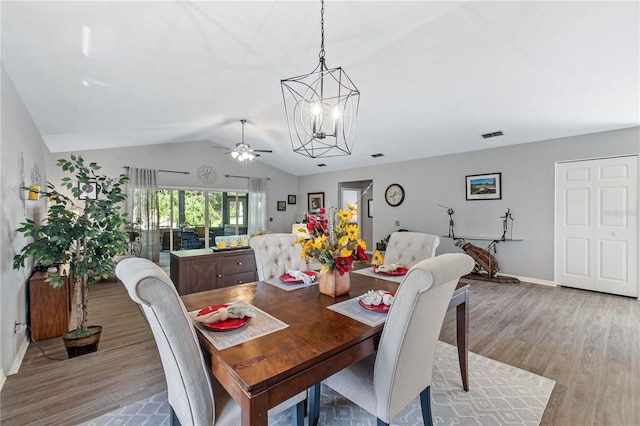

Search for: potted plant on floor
xmin=126 ymin=219 xmax=141 ymax=242
xmin=13 ymin=155 xmax=130 ymax=357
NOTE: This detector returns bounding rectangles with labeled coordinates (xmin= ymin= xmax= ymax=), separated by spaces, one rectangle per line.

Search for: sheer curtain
xmin=128 ymin=168 xmax=160 ymax=262
xmin=248 ymin=178 xmax=268 ymax=236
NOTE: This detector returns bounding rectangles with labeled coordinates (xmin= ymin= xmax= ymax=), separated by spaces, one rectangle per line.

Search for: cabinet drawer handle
xmin=237 ymin=280 xmax=243 ymax=284
xmin=217 ymin=274 xmax=222 ymax=278
xmin=237 ymin=261 xmax=243 ymax=265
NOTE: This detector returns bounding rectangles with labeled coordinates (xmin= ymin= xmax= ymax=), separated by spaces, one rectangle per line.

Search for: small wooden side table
xmin=29 ymin=270 xmax=70 ymax=341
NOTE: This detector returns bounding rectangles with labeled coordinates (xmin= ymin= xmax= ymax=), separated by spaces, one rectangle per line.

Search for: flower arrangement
xmin=297 ymin=204 xmax=368 ymax=275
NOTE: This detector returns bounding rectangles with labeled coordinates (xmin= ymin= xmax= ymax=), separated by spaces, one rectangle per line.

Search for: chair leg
xmin=420 ymin=386 xmax=433 ymax=426
xmin=376 ymin=418 xmax=389 ymax=426
xmin=291 ymin=400 xmax=305 ymax=426
xmin=308 ymin=383 xmax=321 ymax=426
xmin=169 ymin=405 xmax=181 ymax=426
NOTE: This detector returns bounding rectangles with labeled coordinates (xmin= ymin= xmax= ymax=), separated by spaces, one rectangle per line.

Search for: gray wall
xmin=299 ymin=127 xmax=639 ymax=281
xmin=48 ymin=141 xmax=300 ymax=234
xmin=1 ymin=65 xmax=50 ymax=379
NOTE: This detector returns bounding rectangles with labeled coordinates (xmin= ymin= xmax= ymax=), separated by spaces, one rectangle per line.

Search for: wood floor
xmin=0 ymin=277 xmax=166 ymax=426
xmin=1 ymin=276 xmax=639 ymax=425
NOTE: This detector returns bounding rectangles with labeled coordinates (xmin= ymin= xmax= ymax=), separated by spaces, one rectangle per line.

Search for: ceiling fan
xmin=215 ymin=119 xmax=273 ymax=161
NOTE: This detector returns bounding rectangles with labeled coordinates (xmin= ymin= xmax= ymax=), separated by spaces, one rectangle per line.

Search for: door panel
xmin=599 ymin=240 xmax=627 ymax=281
xmin=564 ymin=238 xmax=590 ymax=277
xmin=556 ymin=156 xmax=638 ymax=297
xmin=565 ymin=188 xmax=590 ymax=226
xmin=600 ymin=187 xmax=627 ymax=227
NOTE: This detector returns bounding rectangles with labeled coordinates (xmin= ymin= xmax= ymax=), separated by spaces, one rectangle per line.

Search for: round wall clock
xmin=385 ymin=184 xmax=405 ymax=207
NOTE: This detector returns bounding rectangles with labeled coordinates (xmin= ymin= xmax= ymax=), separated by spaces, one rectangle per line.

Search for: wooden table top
xmin=182 ymin=271 xmax=466 ymax=398
xmin=181 ymin=272 xmax=401 ymax=393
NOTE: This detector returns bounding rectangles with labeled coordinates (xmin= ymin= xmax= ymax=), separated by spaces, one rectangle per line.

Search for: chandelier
xmin=281 ymin=0 xmax=360 ymax=158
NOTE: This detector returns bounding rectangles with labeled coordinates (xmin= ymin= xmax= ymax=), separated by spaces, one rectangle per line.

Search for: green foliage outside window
xmin=156 ymin=189 xmax=244 ymax=229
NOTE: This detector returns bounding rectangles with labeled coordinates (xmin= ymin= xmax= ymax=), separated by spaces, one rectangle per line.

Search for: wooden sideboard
xmin=29 ymin=270 xmax=70 ymax=341
xmin=169 ymin=248 xmax=257 ymax=295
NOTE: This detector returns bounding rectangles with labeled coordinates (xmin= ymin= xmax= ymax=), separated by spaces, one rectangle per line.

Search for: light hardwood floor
xmin=1 ymin=276 xmax=638 ymax=425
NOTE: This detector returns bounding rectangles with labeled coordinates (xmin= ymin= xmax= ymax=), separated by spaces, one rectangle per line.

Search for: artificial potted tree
xmin=13 ymin=155 xmax=129 ymax=357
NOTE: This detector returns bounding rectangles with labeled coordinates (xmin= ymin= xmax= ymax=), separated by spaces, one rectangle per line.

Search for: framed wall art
xmin=367 ymin=199 xmax=373 ymax=218
xmin=465 ymin=172 xmax=501 ymax=200
xmin=288 ymin=195 xmax=297 ymax=204
xmin=308 ymin=192 xmax=325 ymax=213
xmin=78 ymin=181 xmax=98 ymax=200
xmin=277 ymin=201 xmax=286 ymax=211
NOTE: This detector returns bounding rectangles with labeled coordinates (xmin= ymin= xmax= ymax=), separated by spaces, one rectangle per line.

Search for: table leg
xmin=309 ymin=384 xmax=321 ymax=426
xmin=456 ymin=289 xmax=469 ymax=391
xmin=240 ymin=392 xmax=269 ymax=426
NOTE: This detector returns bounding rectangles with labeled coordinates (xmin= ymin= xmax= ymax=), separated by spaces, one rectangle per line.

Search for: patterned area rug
xmin=81 ymin=342 xmax=554 ymax=426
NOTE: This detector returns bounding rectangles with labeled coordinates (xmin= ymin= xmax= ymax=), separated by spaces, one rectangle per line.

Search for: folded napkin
xmin=358 ymin=290 xmax=394 ymax=307
xmin=193 ymin=301 xmax=256 ymax=324
xmin=287 ymin=269 xmax=315 ymax=284
xmin=376 ymin=263 xmax=401 ymax=273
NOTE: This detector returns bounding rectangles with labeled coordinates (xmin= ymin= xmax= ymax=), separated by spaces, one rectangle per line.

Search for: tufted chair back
xmin=249 ymin=233 xmax=308 ymax=281
xmin=117 ymin=258 xmax=307 ymax=425
xmin=116 ymin=258 xmax=216 ymax=425
xmin=383 ymin=232 xmax=440 ymax=268
xmin=319 ymin=253 xmax=475 ymax=425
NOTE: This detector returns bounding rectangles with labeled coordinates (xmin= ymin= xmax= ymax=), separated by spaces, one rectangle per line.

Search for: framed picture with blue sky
xmin=466 ymin=172 xmax=501 ymax=200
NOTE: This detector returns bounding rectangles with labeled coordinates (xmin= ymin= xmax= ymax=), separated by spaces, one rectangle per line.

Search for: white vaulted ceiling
xmin=1 ymin=1 xmax=638 ymax=176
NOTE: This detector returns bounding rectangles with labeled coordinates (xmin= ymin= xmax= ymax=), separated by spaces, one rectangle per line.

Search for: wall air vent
xmin=371 ymin=153 xmax=384 ymax=158
xmin=482 ymin=130 xmax=504 ymax=139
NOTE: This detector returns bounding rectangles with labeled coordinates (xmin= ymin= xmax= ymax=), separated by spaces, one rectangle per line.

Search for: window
xmin=157 ymin=189 xmax=249 ymax=250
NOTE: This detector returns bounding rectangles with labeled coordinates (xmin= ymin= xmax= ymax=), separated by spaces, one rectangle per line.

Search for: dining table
xmin=181 ymin=268 xmax=469 ymax=426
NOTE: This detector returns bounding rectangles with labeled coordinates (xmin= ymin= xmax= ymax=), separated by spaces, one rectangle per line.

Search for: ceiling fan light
xmin=231 ymin=151 xmax=239 ymax=159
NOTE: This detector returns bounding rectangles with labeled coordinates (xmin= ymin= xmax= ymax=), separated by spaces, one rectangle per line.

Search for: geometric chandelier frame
xmin=281 ymin=0 xmax=360 ymax=159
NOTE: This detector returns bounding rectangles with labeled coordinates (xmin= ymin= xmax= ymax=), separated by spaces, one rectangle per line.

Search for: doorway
xmin=338 ymin=180 xmax=373 ymax=252
xmin=555 ymin=155 xmax=638 ymax=297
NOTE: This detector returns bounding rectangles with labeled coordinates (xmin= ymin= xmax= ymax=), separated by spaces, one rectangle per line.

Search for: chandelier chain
xmin=319 ymin=0 xmax=325 ymax=60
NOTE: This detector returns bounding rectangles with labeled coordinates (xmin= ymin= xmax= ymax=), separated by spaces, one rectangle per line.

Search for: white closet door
xmin=555 ymin=156 xmax=638 ymax=297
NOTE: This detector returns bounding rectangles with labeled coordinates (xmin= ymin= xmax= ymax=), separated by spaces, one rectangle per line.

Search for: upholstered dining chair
xmin=383 ymin=231 xmax=440 ymax=268
xmin=309 ymin=253 xmax=474 ymax=426
xmin=249 ymin=233 xmax=308 ymax=281
xmin=116 ymin=258 xmax=306 ymax=426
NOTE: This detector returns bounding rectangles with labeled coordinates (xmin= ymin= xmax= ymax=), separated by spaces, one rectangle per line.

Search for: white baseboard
xmin=505 ymin=274 xmax=556 ymax=287
xmin=0 ymin=368 xmax=5 ymax=392
xmin=8 ymin=335 xmax=30 ymax=376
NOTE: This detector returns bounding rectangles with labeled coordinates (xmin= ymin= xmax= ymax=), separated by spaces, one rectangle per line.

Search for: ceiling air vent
xmin=482 ymin=130 xmax=504 ymax=139
xmin=371 ymin=153 xmax=384 ymax=158
xmin=317 ymin=163 xmax=327 ymax=167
